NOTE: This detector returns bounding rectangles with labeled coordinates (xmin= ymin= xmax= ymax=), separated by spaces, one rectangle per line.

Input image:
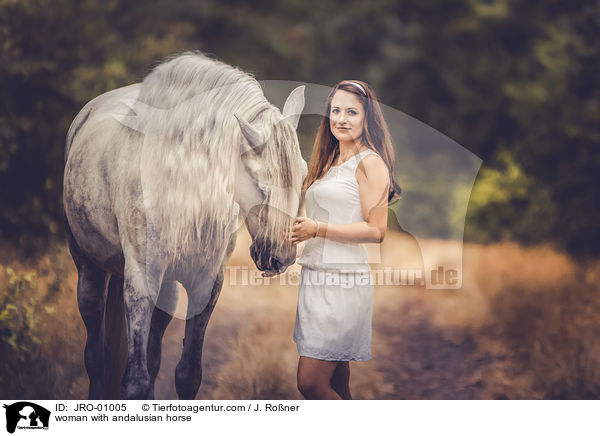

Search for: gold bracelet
xmin=313 ymin=220 xmax=319 ymax=238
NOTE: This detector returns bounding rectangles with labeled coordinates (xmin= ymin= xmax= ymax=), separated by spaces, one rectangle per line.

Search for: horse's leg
xmin=174 ymin=267 xmax=224 ymax=400
xmin=67 ymin=228 xmax=108 ymax=399
xmin=103 ymin=273 xmax=127 ymax=399
xmin=147 ymin=280 xmax=178 ymax=395
xmin=175 ymin=231 xmax=237 ymax=400
xmin=121 ymin=258 xmax=158 ymax=400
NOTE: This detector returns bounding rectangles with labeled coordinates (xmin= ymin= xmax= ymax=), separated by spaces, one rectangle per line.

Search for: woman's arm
xmin=291 ymin=155 xmax=389 ymax=245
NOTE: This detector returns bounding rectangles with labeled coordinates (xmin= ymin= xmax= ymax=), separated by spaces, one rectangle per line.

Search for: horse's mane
xmin=130 ymin=51 xmax=301 ymax=262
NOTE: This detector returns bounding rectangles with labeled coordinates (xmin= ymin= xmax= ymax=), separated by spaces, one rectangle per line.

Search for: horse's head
xmin=234 ymin=86 xmax=307 ymax=275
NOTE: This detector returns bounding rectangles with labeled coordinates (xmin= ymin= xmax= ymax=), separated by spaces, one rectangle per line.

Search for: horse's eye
xmin=257 ymin=181 xmax=269 ymax=200
xmin=258 ymin=182 xmax=269 ymax=193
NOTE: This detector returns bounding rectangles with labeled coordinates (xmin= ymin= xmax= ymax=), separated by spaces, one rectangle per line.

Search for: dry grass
xmin=1 ymin=229 xmax=599 ymax=399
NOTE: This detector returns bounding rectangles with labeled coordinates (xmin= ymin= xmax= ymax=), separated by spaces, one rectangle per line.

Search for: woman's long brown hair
xmin=302 ymin=80 xmax=402 ymax=203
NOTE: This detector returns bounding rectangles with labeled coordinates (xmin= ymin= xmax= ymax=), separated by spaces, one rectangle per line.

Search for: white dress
xmin=293 ymin=148 xmax=380 ymax=361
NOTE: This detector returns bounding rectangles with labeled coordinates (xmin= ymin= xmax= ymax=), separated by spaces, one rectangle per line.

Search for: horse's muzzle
xmin=249 ymin=239 xmax=294 ymax=274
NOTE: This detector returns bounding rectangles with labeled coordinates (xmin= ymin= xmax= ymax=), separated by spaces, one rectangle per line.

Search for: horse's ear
xmin=234 ymin=113 xmax=265 ymax=154
xmin=282 ymin=85 xmax=305 ymax=130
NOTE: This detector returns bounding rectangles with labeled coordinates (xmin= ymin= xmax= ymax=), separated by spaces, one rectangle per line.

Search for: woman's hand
xmin=290 ymin=217 xmax=318 ymax=245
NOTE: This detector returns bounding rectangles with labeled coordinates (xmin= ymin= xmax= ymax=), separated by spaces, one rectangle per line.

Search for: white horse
xmin=63 ymin=51 xmax=307 ymax=399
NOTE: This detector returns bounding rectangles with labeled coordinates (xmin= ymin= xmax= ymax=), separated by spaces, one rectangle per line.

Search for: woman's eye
xmin=348 ymin=110 xmax=357 ymax=115
xmin=331 ymin=109 xmax=339 ymax=114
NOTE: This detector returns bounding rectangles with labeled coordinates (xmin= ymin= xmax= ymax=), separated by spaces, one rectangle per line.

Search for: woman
xmin=290 ymin=80 xmax=401 ymax=400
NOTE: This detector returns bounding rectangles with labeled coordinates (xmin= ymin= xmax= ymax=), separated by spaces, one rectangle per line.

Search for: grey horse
xmin=63 ymin=52 xmax=307 ymax=399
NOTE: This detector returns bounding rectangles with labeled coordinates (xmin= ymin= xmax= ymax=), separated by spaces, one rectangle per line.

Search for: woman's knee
xmin=297 ymin=375 xmax=324 ymax=397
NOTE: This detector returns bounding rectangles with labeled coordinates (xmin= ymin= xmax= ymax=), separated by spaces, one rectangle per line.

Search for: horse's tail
xmin=103 ymin=274 xmax=128 ymax=399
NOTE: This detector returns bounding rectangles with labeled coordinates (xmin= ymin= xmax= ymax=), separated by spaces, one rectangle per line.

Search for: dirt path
xmin=373 ymin=300 xmax=493 ymax=399
xmin=155 ymin=297 xmax=495 ymax=400
xmin=154 ymin=305 xmax=248 ymax=399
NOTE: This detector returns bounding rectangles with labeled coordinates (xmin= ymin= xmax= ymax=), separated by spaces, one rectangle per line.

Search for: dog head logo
xmin=3 ymin=402 xmax=50 ymax=433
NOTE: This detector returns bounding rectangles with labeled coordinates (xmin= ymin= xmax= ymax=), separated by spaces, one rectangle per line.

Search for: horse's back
xmin=65 ymin=83 xmax=141 ymax=163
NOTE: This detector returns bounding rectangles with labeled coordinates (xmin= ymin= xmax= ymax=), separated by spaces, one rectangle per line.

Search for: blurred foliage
xmin=467 ymin=149 xmax=558 ymax=243
xmin=0 ymin=267 xmax=42 ymax=353
xmin=0 ymin=0 xmax=598 ymax=257
xmin=0 ymin=243 xmax=84 ymax=398
xmin=0 ymin=266 xmax=52 ymax=397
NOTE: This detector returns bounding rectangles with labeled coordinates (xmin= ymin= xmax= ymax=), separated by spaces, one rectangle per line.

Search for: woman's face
xmin=329 ymin=89 xmax=365 ymax=145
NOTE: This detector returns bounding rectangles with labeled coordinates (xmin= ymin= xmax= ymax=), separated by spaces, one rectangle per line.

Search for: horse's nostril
xmin=271 ymin=258 xmax=283 ymax=272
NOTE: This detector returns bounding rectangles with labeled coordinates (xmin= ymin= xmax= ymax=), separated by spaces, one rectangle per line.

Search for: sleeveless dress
xmin=293 ymin=148 xmax=381 ymax=361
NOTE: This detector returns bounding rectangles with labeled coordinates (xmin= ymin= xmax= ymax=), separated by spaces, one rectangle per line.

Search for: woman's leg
xmin=297 ymin=356 xmax=342 ymax=400
xmin=330 ymin=361 xmax=352 ymax=400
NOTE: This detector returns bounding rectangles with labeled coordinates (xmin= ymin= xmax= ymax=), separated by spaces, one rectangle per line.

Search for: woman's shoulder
xmin=355 ymin=150 xmax=388 ymax=179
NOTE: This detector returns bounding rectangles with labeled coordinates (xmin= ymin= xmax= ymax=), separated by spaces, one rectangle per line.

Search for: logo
xmin=110 ymin=79 xmax=481 ymax=296
xmin=2 ymin=402 xmax=50 ymax=433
